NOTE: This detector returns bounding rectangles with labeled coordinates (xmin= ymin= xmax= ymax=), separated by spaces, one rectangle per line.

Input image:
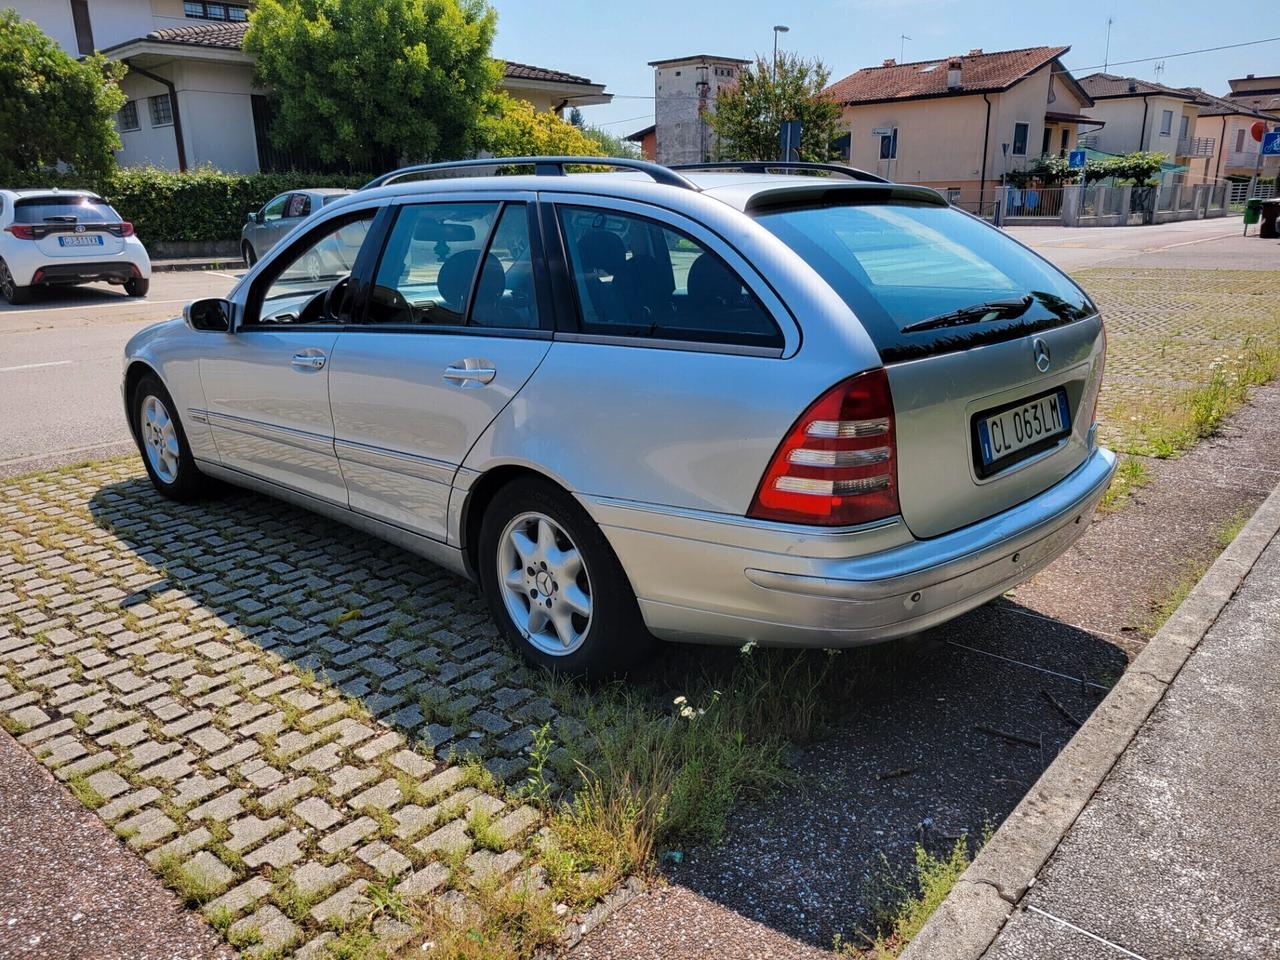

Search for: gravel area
xmin=0 ymin=729 xmax=233 ymax=960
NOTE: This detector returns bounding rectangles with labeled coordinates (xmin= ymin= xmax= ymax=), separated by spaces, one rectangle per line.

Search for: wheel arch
xmin=459 ymin=464 xmax=557 ymax=580
xmin=123 ymin=360 xmax=162 ymax=444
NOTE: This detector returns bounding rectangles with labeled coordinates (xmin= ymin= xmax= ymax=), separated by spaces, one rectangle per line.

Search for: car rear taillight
xmin=4 ymin=224 xmax=36 ymax=240
xmin=748 ymin=368 xmax=899 ymax=526
xmin=120 ymin=221 xmax=135 ymax=237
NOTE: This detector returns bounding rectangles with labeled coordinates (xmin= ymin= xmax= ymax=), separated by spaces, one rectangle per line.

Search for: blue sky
xmin=492 ymin=0 xmax=1277 ymax=136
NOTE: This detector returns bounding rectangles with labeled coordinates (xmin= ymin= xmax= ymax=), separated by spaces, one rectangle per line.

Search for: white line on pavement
xmin=0 ymin=360 xmax=74 ymax=373
xmin=946 ymin=640 xmax=1111 ymax=691
xmin=0 ymin=298 xmax=188 ymax=316
xmin=1142 ymin=232 xmax=1238 ymax=252
xmin=1026 ymin=906 xmax=1152 ymax=959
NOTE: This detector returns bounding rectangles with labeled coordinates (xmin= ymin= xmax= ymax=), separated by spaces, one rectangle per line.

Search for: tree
xmin=705 ymin=53 xmax=844 ymax=163
xmin=0 ymin=10 xmax=126 ymax=180
xmin=245 ymin=0 xmax=500 ymax=170
xmin=477 ymin=93 xmax=605 ymax=157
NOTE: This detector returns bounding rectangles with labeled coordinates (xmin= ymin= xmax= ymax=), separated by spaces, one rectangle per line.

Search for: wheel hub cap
xmin=497 ymin=512 xmax=592 ymax=656
xmin=140 ymin=394 xmax=180 ymax=484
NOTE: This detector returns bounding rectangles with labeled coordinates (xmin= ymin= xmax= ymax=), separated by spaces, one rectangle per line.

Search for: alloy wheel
xmin=496 ymin=511 xmax=593 ymax=656
xmin=140 ymin=394 xmax=180 ymax=484
xmin=0 ymin=260 xmax=14 ymax=300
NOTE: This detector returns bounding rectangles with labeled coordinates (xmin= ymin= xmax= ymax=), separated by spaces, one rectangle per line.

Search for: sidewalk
xmin=906 ymin=484 xmax=1280 ymax=960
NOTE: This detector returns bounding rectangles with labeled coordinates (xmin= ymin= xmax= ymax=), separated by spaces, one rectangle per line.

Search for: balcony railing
xmin=1077 ymin=134 xmax=1100 ymax=150
xmin=1177 ymin=136 xmax=1215 ymax=157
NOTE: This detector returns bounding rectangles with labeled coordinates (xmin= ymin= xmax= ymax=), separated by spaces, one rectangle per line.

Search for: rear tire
xmin=0 ymin=259 xmax=32 ymax=305
xmin=478 ymin=477 xmax=653 ymax=676
xmin=125 ymin=277 xmax=149 ymax=297
xmin=132 ymin=374 xmax=212 ymax=501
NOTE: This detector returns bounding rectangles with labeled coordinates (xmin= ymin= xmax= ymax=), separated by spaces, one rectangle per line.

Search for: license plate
xmin=975 ymin=387 xmax=1071 ymax=475
xmin=58 ymin=234 xmax=104 ymax=247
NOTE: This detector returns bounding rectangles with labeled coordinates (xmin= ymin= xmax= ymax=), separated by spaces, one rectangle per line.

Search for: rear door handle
xmin=290 ymin=353 xmax=326 ymax=370
xmin=443 ymin=361 xmax=496 ymax=386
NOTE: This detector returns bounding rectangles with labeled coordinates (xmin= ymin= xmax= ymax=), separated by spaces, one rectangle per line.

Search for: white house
xmin=10 ymin=0 xmax=612 ymax=173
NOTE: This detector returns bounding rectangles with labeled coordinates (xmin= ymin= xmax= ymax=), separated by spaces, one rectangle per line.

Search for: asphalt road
xmin=0 ymin=215 xmax=1274 ymax=477
xmin=0 ymin=269 xmax=242 ymax=477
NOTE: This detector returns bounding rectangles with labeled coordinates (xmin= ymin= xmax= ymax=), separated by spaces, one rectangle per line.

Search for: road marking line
xmin=1026 ymin=906 xmax=1152 ymax=959
xmin=1142 ymin=232 xmax=1238 ymax=252
xmin=0 ymin=297 xmax=188 ymax=316
xmin=946 ymin=640 xmax=1110 ymax=691
xmin=205 ymin=271 xmax=242 ymax=281
xmin=0 ymin=439 xmax=134 ymax=471
xmin=0 ymin=360 xmax=74 ymax=373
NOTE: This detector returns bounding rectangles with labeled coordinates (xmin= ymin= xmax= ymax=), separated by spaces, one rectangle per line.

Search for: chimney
xmin=968 ymin=48 xmax=983 ymax=56
xmin=882 ymin=58 xmax=896 ymax=67
xmin=947 ymin=58 xmax=962 ymax=89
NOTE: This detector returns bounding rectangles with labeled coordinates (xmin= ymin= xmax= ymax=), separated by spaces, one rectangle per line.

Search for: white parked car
xmin=0 ymin=189 xmax=151 ymax=304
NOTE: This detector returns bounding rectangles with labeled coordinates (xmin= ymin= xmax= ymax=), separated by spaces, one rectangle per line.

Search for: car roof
xmin=332 ymin=171 xmax=944 ymax=215
xmin=304 ymin=188 xmax=355 ymax=196
xmin=0 ymin=188 xmax=104 ymax=200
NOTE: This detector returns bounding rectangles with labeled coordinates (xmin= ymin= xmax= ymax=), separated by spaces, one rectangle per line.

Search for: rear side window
xmin=557 ymin=205 xmax=782 ymax=348
xmin=285 ymin=194 xmax=310 ymax=218
xmin=14 ymin=196 xmax=119 ymax=224
xmin=754 ymin=200 xmax=1094 ymax=362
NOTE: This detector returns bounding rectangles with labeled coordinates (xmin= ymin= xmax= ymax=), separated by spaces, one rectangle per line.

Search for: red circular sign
xmin=1252 ymin=120 xmax=1266 ymax=142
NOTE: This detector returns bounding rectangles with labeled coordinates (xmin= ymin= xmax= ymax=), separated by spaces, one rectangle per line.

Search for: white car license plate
xmin=976 ymin=387 xmax=1070 ymax=473
xmin=58 ymin=235 xmax=103 ymax=247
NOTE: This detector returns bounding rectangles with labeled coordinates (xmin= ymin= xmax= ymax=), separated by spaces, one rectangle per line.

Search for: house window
xmin=69 ymin=0 xmax=94 ymax=55
xmin=117 ymin=100 xmax=140 ymax=133
xmin=1012 ymin=122 xmax=1029 ymax=156
xmin=1160 ymin=110 xmax=1173 ymax=136
xmin=1060 ymin=128 xmax=1069 ymax=156
xmin=945 ymin=187 xmax=962 ymax=204
xmin=149 ymin=93 xmax=174 ymax=128
xmin=1178 ymin=115 xmax=1189 ymax=141
xmin=184 ymin=1 xmax=249 ymax=20
xmin=1235 ymin=128 xmax=1247 ymax=152
xmin=879 ymin=128 xmax=897 ymax=160
xmin=1041 ymin=127 xmax=1052 ymax=156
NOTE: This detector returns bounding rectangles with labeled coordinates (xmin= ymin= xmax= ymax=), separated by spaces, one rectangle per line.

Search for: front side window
xmin=1012 ymin=122 xmax=1029 ymax=155
xmin=1160 ymin=110 xmax=1173 ymax=136
xmin=149 ymin=94 xmax=173 ymax=127
xmin=365 ymin=202 xmax=500 ymax=326
xmin=470 ymin=204 xmax=541 ymax=329
xmin=260 ymin=195 xmax=289 ymax=222
xmin=754 ymin=199 xmax=1094 ymax=362
xmin=252 ymin=212 xmax=376 ymax=326
xmin=557 ymin=205 xmax=781 ymax=348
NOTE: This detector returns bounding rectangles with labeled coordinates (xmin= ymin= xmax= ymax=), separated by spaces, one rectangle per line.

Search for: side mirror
xmin=245 ymin=210 xmax=258 ymax=224
xmin=185 ymin=298 xmax=233 ymax=333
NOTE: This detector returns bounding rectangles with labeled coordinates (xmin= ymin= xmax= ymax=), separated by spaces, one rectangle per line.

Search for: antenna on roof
xmin=900 ymin=34 xmax=911 ymax=63
xmin=1103 ymin=17 xmax=1113 ymax=72
xmin=1153 ymin=60 xmax=1165 ymax=82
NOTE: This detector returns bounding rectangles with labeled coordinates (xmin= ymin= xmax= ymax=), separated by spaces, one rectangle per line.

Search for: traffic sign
xmin=1262 ymin=131 xmax=1280 ymax=156
xmin=1068 ymin=149 xmax=1087 ymax=169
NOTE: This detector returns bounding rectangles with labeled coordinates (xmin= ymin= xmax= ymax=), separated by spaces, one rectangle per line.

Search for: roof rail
xmin=362 ymin=156 xmax=700 ymax=191
xmin=670 ymin=161 xmax=889 ymax=183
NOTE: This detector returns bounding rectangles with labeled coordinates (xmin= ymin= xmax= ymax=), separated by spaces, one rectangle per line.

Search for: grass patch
xmin=66 ymin=773 xmax=106 ymax=810
xmin=836 ymin=835 xmax=980 ymax=958
xmin=412 ymin=876 xmax=562 ymax=960
xmin=153 ymin=853 xmax=224 ymax=907
xmin=1143 ymin=509 xmax=1253 ymax=634
xmin=1099 ymin=455 xmax=1151 ymax=512
xmin=1216 ymin=509 xmax=1250 ymax=549
xmin=468 ymin=805 xmax=510 ymax=854
xmin=0 ymin=715 xmax=29 ymax=736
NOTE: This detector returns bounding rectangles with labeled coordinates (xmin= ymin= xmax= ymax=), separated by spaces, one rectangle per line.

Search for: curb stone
xmin=900 ymin=480 xmax=1280 ymax=960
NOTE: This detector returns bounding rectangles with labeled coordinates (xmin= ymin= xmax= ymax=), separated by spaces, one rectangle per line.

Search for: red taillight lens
xmin=5 ymin=224 xmax=36 ymax=240
xmin=749 ymin=368 xmax=900 ymax=526
xmin=120 ymin=221 xmax=135 ymax=237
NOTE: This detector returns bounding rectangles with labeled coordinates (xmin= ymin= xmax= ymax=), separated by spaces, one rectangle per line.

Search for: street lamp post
xmin=772 ymin=25 xmax=789 ymax=82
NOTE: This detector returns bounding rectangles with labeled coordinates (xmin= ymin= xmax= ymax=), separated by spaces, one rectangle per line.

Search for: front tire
xmin=125 ymin=277 xmax=149 ymax=297
xmin=478 ymin=478 xmax=653 ymax=676
xmin=132 ymin=374 xmax=211 ymax=501
xmin=0 ymin=259 xmax=32 ymax=305
xmin=243 ymin=242 xmax=257 ymax=268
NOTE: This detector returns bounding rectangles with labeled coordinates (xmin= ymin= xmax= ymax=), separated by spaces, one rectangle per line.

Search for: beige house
xmin=10 ymin=0 xmax=611 ymax=173
xmin=1077 ymin=74 xmax=1213 ymax=179
xmin=823 ymin=46 xmax=1096 ymax=206
xmin=1225 ymin=74 xmax=1280 ymax=116
xmin=1190 ymin=89 xmax=1279 ymax=181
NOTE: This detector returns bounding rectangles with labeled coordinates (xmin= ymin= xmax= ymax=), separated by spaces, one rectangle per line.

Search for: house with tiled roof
xmin=8 ymin=0 xmax=611 ymax=173
xmin=1188 ymin=87 xmax=1279 ymax=181
xmin=1077 ymin=74 xmax=1215 ymax=178
xmin=823 ymin=46 xmax=1095 ymax=205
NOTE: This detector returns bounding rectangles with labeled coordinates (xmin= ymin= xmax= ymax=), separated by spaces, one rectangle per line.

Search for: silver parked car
xmin=240 ymin=188 xmax=354 ymax=267
xmin=124 ymin=158 xmax=1115 ymax=674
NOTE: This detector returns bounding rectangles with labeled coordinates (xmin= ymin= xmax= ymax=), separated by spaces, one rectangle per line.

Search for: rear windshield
xmin=753 ymin=200 xmax=1095 ymax=362
xmin=14 ymin=196 xmax=120 ymax=224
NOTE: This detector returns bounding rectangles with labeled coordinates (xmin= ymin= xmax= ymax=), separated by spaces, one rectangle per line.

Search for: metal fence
xmin=1229 ymin=181 xmax=1276 ymax=206
xmin=1001 ymin=186 xmax=1065 ymax=218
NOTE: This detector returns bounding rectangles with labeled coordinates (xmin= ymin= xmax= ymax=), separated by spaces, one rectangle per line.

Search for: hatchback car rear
xmin=122 ymin=159 xmax=1113 ymax=675
xmin=0 ymin=190 xmax=151 ymax=303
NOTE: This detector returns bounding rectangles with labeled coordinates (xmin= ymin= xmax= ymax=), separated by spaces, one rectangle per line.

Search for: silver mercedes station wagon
xmin=123 ymin=157 xmax=1115 ymax=674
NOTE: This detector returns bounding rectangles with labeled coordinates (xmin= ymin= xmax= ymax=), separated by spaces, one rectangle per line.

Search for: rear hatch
xmin=14 ymin=195 xmax=129 ymax=259
xmin=753 ymin=188 xmax=1104 ymax=539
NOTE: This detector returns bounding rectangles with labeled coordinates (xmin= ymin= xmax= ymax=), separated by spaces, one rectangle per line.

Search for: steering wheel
xmin=322 ymin=276 xmax=353 ymax=321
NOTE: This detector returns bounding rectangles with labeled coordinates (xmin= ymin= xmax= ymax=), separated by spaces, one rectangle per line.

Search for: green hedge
xmin=8 ymin=167 xmax=372 ymax=246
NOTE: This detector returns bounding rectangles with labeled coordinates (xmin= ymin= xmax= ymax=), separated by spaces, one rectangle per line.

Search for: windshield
xmin=15 ymin=196 xmax=120 ymax=223
xmin=753 ymin=200 xmax=1095 ymax=361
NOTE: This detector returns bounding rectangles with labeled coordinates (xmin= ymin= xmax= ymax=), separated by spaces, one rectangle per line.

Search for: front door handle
xmin=290 ymin=353 xmax=326 ymax=370
xmin=443 ymin=360 xmax=496 ymax=386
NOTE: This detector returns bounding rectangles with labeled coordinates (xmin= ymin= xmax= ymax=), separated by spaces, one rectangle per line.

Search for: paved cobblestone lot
xmin=0 ymin=462 xmax=573 ymax=957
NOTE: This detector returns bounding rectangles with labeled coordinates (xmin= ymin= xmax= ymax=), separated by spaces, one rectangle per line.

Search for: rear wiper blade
xmin=43 ymin=215 xmax=78 ymax=223
xmin=901 ymin=295 xmax=1033 ymax=334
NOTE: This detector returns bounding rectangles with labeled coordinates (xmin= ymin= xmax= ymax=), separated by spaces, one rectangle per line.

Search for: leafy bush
xmin=3 ymin=167 xmax=371 ymax=246
xmin=478 ymin=93 xmax=606 ymax=158
xmin=0 ymin=10 xmax=126 ymax=180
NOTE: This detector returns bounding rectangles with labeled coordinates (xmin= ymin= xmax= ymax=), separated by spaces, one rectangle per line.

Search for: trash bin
xmin=1243 ymin=197 xmax=1262 ymax=225
xmin=1260 ymin=199 xmax=1280 ymax=239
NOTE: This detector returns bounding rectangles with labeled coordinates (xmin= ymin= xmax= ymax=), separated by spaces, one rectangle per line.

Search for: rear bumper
xmin=31 ymin=260 xmax=140 ymax=285
xmin=585 ymin=446 xmax=1116 ymax=647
